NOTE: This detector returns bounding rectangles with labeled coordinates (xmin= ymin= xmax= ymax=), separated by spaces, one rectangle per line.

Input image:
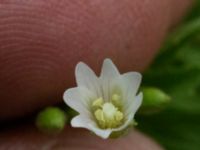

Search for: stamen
xmin=92 ymin=95 xmax=124 ymax=129
xmin=111 ymin=94 xmax=122 ymax=108
xmin=92 ymin=97 xmax=103 ymax=108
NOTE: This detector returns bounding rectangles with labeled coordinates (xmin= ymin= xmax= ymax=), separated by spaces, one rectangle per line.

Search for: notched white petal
xmin=119 ymin=72 xmax=142 ymax=106
xmin=125 ymin=92 xmax=143 ymax=117
xmin=75 ymin=62 xmax=100 ymax=96
xmin=100 ymin=58 xmax=120 ymax=79
xmin=71 ymin=115 xmax=112 ymax=139
xmin=111 ymin=93 xmax=142 ymax=133
xmin=100 ymin=59 xmax=120 ymax=101
xmin=63 ymin=87 xmax=95 ymax=115
xmin=112 ymin=113 xmax=134 ymax=132
xmin=122 ymin=72 xmax=142 ymax=95
xmin=71 ymin=115 xmax=89 ymax=127
xmin=89 ymin=125 xmax=112 ymax=139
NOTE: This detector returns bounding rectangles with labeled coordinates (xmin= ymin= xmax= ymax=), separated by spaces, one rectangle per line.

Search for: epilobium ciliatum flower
xmin=63 ymin=59 xmax=143 ymax=139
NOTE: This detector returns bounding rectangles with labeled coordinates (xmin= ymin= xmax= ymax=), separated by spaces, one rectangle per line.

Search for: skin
xmin=0 ymin=125 xmax=163 ymax=150
xmin=0 ymin=0 xmax=192 ymax=149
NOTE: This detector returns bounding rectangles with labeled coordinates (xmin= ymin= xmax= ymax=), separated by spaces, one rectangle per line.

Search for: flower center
xmin=92 ymin=94 xmax=124 ymax=129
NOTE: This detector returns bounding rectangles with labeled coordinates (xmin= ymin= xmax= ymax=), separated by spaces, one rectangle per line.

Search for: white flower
xmin=63 ymin=59 xmax=143 ymax=139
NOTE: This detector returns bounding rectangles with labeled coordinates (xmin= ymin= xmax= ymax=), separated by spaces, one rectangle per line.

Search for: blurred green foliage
xmin=138 ymin=1 xmax=200 ymax=150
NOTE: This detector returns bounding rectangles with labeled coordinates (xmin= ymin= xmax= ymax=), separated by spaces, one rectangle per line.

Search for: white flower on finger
xmin=63 ymin=59 xmax=143 ymax=139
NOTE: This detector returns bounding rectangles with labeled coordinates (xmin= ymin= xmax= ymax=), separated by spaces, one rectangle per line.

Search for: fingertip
xmin=0 ymin=124 xmax=163 ymax=150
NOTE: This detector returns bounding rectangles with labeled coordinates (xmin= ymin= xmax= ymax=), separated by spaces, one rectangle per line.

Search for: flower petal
xmin=71 ymin=115 xmax=112 ymax=139
xmin=100 ymin=59 xmax=120 ymax=101
xmin=100 ymin=59 xmax=120 ymax=79
xmin=121 ymin=72 xmax=142 ymax=97
xmin=71 ymin=114 xmax=90 ymax=128
xmin=112 ymin=112 xmax=134 ymax=132
xmin=75 ymin=62 xmax=101 ymax=97
xmin=112 ymin=93 xmax=142 ymax=132
xmin=110 ymin=72 xmax=141 ymax=107
xmin=63 ymin=87 xmax=95 ymax=115
xmin=125 ymin=92 xmax=143 ymax=117
xmin=89 ymin=125 xmax=112 ymax=139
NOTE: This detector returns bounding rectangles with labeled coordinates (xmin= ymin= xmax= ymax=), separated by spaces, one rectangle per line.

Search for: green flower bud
xmin=140 ymin=87 xmax=171 ymax=114
xmin=36 ymin=107 xmax=67 ymax=133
